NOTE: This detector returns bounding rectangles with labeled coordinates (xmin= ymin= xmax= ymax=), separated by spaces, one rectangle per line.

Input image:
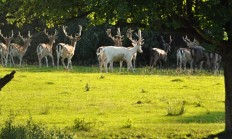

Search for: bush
xmin=73 ymin=118 xmax=93 ymax=131
xmin=0 ymin=115 xmax=72 ymax=139
xmin=167 ymin=101 xmax=185 ymax=116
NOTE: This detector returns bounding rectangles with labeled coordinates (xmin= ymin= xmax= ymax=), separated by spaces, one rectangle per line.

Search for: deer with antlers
xmin=9 ymin=31 xmax=32 ymax=67
xmin=97 ymin=29 xmax=144 ymax=73
xmin=180 ymin=35 xmax=207 ymax=71
xmin=97 ymin=28 xmax=138 ymax=72
xmin=150 ymin=35 xmax=172 ymax=70
xmin=37 ymin=29 xmax=58 ymax=68
xmin=56 ymin=25 xmax=82 ymax=69
xmin=97 ymin=28 xmax=124 ymax=72
xmin=0 ymin=30 xmax=14 ymax=67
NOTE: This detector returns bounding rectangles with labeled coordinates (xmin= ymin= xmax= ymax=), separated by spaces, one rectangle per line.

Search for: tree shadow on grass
xmin=169 ymin=111 xmax=228 ymax=139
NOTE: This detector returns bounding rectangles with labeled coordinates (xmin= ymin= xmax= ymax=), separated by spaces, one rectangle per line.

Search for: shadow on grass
xmin=172 ymin=111 xmax=225 ymax=124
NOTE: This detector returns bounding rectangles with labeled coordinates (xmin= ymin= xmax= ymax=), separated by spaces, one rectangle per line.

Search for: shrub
xmin=73 ymin=118 xmax=93 ymax=131
xmin=0 ymin=115 xmax=72 ymax=139
xmin=167 ymin=101 xmax=185 ymax=116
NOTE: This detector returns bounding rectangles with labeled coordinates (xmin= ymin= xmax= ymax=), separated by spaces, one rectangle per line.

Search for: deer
xmin=9 ymin=31 xmax=32 ymax=67
xmin=0 ymin=30 xmax=14 ymax=67
xmin=150 ymin=35 xmax=172 ymax=70
xmin=206 ymin=52 xmax=222 ymax=74
xmin=181 ymin=35 xmax=207 ymax=72
xmin=97 ymin=28 xmax=138 ymax=72
xmin=97 ymin=29 xmax=144 ymax=73
xmin=97 ymin=28 xmax=124 ymax=72
xmin=56 ymin=25 xmax=82 ymax=70
xmin=37 ymin=29 xmax=58 ymax=68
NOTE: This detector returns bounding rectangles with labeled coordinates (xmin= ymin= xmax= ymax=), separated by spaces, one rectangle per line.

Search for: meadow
xmin=0 ymin=66 xmax=225 ymax=139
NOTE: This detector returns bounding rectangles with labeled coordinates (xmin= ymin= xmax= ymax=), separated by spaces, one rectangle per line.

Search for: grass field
xmin=0 ymin=66 xmax=225 ymax=138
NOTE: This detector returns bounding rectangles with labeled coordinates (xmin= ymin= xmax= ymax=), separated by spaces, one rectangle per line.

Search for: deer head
xmin=18 ymin=31 xmax=32 ymax=46
xmin=0 ymin=30 xmax=14 ymax=46
xmin=182 ymin=35 xmax=199 ymax=48
xmin=161 ymin=35 xmax=172 ymax=52
xmin=63 ymin=25 xmax=82 ymax=46
xmin=106 ymin=28 xmax=123 ymax=46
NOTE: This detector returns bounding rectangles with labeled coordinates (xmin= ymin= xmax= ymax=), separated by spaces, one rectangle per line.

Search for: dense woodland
xmin=1 ymin=0 xmax=232 ymax=138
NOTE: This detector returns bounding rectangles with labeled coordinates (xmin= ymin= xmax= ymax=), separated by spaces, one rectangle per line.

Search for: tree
xmin=0 ymin=0 xmax=232 ymax=137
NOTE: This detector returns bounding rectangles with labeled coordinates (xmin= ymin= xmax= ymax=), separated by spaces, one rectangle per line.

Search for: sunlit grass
xmin=0 ymin=65 xmax=225 ymax=138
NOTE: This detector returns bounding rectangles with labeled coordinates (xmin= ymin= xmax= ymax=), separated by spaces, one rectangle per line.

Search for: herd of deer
xmin=0 ymin=25 xmax=82 ymax=70
xmin=0 ymin=25 xmax=222 ymax=74
xmin=98 ymin=28 xmax=222 ymax=74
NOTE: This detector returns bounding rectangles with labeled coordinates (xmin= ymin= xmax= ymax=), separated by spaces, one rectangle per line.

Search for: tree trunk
xmin=224 ymin=55 xmax=232 ymax=133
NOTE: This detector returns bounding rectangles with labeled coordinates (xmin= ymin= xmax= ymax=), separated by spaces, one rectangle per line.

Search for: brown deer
xmin=56 ymin=25 xmax=82 ymax=69
xmin=9 ymin=31 xmax=32 ymax=67
xmin=36 ymin=29 xmax=58 ymax=67
xmin=150 ymin=35 xmax=172 ymax=70
xmin=0 ymin=30 xmax=14 ymax=67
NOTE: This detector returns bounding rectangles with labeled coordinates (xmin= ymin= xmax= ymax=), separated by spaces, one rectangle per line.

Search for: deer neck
xmin=130 ymin=45 xmax=139 ymax=55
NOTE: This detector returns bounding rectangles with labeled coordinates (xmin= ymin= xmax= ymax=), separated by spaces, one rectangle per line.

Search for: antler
xmin=126 ymin=28 xmax=136 ymax=43
xmin=116 ymin=28 xmax=124 ymax=39
xmin=182 ymin=35 xmax=191 ymax=43
xmin=18 ymin=31 xmax=32 ymax=42
xmin=63 ymin=26 xmax=74 ymax=39
xmin=0 ymin=30 xmax=14 ymax=39
xmin=137 ymin=29 xmax=144 ymax=45
xmin=106 ymin=28 xmax=114 ymax=40
xmin=75 ymin=25 xmax=82 ymax=37
xmin=18 ymin=31 xmax=25 ymax=41
xmin=169 ymin=35 xmax=172 ymax=45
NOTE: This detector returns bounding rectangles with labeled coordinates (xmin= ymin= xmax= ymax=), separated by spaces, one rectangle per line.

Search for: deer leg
xmin=119 ymin=61 xmax=123 ymax=72
xmin=45 ymin=56 xmax=48 ymax=67
xmin=61 ymin=58 xmax=67 ymax=69
xmin=19 ymin=57 xmax=22 ymax=67
xmin=103 ymin=61 xmax=108 ymax=73
xmin=57 ymin=54 xmax=60 ymax=69
xmin=50 ymin=54 xmax=55 ymax=67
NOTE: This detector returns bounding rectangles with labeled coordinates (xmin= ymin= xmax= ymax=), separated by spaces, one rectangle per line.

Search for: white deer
xmin=97 ymin=29 xmax=144 ymax=73
xmin=9 ymin=31 xmax=32 ymax=67
xmin=97 ymin=28 xmax=137 ymax=72
xmin=0 ymin=30 xmax=14 ymax=67
xmin=56 ymin=25 xmax=82 ymax=69
xmin=37 ymin=29 xmax=58 ymax=67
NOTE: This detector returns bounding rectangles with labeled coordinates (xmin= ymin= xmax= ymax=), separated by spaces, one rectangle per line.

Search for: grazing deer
xmin=97 ymin=29 xmax=144 ymax=73
xmin=0 ymin=30 xmax=14 ymax=67
xmin=9 ymin=31 xmax=32 ymax=67
xmin=150 ymin=35 xmax=172 ymax=70
xmin=56 ymin=25 xmax=82 ymax=69
xmin=176 ymin=47 xmax=193 ymax=70
xmin=37 ymin=29 xmax=58 ymax=67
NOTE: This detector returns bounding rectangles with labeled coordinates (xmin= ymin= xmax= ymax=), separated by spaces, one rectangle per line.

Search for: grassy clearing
xmin=0 ymin=66 xmax=225 ymax=138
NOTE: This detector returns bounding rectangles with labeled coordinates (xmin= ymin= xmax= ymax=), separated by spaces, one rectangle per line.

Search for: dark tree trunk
xmin=208 ymin=47 xmax=232 ymax=139
xmin=224 ymin=52 xmax=232 ymax=132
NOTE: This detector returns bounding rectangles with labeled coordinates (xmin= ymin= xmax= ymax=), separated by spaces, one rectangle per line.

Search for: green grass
xmin=0 ymin=66 xmax=225 ymax=138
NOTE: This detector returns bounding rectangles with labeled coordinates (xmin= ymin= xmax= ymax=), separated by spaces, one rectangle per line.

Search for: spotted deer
xmin=0 ymin=30 xmax=14 ymax=67
xmin=9 ymin=31 xmax=32 ymax=67
xmin=37 ymin=29 xmax=58 ymax=67
xmin=150 ymin=35 xmax=172 ymax=70
xmin=56 ymin=25 xmax=82 ymax=69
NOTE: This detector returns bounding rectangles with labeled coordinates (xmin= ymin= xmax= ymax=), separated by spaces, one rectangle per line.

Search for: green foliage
xmin=0 ymin=115 xmax=72 ymax=139
xmin=73 ymin=118 xmax=93 ymax=131
xmin=167 ymin=101 xmax=185 ymax=116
